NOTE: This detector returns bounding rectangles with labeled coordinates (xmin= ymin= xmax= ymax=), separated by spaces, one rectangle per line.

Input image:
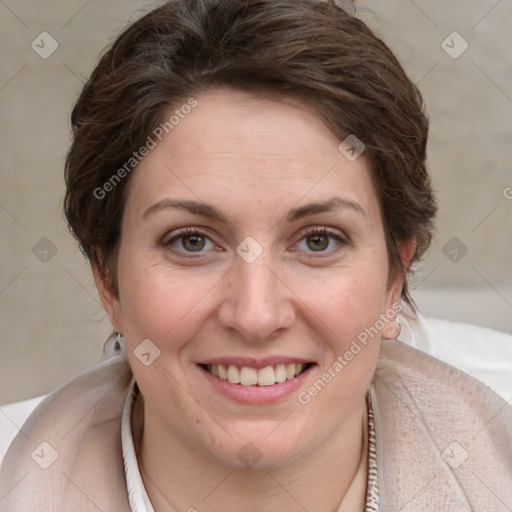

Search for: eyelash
xmin=163 ymin=226 xmax=347 ymax=256
xmin=164 ymin=227 xmax=218 ymax=256
xmin=290 ymin=227 xmax=347 ymax=254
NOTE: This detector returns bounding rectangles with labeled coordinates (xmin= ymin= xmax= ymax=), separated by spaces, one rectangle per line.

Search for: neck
xmin=133 ymin=393 xmax=367 ymax=512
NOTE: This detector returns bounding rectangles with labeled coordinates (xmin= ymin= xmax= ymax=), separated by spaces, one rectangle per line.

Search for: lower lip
xmin=198 ymin=365 xmax=315 ymax=404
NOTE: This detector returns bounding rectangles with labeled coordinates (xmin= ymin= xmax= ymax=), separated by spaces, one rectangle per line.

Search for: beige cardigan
xmin=0 ymin=339 xmax=511 ymax=511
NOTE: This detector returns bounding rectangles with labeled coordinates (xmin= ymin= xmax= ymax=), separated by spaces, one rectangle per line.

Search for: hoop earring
xmin=113 ymin=330 xmax=130 ymax=362
xmin=114 ymin=330 xmax=123 ymax=350
xmin=103 ymin=330 xmax=126 ymax=357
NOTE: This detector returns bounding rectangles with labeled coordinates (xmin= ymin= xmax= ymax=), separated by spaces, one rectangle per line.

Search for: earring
xmin=103 ymin=330 xmax=125 ymax=357
xmin=112 ymin=330 xmax=130 ymax=363
xmin=114 ymin=330 xmax=125 ymax=350
xmin=382 ymin=320 xmax=401 ymax=340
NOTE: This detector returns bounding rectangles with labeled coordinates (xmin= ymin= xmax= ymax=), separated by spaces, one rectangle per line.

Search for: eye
xmin=292 ymin=228 xmax=345 ymax=253
xmin=165 ymin=228 xmax=217 ymax=253
xmin=305 ymin=233 xmax=330 ymax=251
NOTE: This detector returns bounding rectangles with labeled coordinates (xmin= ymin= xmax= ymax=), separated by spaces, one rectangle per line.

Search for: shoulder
xmin=376 ymin=338 xmax=511 ymax=429
xmin=374 ymin=337 xmax=512 ymax=510
xmin=0 ymin=355 xmax=132 ymax=511
xmin=0 ymin=395 xmax=46 ymax=467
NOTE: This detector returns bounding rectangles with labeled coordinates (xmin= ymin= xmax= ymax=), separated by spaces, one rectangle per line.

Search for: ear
xmin=382 ymin=238 xmax=416 ymax=338
xmin=399 ymin=238 xmax=416 ymax=270
xmin=91 ymin=258 xmax=123 ymax=333
xmin=386 ymin=238 xmax=417 ymax=309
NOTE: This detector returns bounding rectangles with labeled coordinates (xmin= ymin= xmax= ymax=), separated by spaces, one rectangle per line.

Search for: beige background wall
xmin=1 ymin=0 xmax=511 ymax=404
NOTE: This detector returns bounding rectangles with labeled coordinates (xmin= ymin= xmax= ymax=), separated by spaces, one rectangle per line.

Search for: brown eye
xmin=165 ymin=229 xmax=216 ymax=253
xmin=291 ymin=228 xmax=345 ymax=255
xmin=306 ymin=234 xmax=330 ymax=251
xmin=181 ymin=234 xmax=206 ymax=252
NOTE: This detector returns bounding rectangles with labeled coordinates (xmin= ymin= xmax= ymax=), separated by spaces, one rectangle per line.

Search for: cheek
xmin=116 ymin=252 xmax=221 ymax=344
xmin=304 ymin=261 xmax=387 ymax=388
xmin=303 ymin=254 xmax=389 ymax=340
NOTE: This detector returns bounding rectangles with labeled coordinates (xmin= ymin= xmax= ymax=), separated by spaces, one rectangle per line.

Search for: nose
xmin=217 ymin=256 xmax=295 ymax=343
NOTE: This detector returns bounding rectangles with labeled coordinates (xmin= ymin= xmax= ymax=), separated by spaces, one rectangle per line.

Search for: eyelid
xmin=161 ymin=225 xmax=349 ymax=256
xmin=289 ymin=226 xmax=349 ymax=253
xmin=163 ymin=226 xmax=222 ymax=254
xmin=297 ymin=226 xmax=348 ymax=242
xmin=163 ymin=226 xmax=212 ymax=242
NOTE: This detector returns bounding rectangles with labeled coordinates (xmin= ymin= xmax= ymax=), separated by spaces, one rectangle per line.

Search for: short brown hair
xmin=64 ymin=0 xmax=436 ymax=307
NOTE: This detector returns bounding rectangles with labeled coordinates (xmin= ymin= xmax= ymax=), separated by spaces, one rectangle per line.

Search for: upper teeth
xmin=208 ymin=363 xmax=304 ymax=386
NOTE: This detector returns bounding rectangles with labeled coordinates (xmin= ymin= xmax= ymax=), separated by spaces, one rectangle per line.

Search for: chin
xmin=203 ymin=420 xmax=317 ymax=470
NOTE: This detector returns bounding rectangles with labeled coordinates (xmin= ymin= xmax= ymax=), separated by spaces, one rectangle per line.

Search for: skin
xmin=93 ymin=88 xmax=411 ymax=512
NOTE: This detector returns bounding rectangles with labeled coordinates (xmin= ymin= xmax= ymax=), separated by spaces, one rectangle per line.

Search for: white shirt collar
xmin=121 ymin=378 xmax=156 ymax=512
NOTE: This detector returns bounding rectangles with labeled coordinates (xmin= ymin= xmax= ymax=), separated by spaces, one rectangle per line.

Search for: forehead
xmin=125 ymin=88 xmax=380 ymax=222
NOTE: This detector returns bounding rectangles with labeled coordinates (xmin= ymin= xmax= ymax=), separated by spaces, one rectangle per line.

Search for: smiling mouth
xmin=199 ymin=363 xmax=314 ymax=387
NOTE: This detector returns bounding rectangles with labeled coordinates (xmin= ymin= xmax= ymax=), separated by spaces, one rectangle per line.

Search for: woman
xmin=1 ymin=0 xmax=510 ymax=510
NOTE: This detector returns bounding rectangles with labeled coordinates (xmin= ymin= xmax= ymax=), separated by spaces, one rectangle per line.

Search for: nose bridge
xmin=219 ymin=253 xmax=293 ymax=340
xmin=239 ymin=257 xmax=277 ymax=309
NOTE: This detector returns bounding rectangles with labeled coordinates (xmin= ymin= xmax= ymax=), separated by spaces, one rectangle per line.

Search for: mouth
xmin=199 ymin=362 xmax=315 ymax=387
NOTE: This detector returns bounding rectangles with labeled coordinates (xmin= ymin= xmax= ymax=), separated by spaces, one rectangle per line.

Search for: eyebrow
xmin=287 ymin=196 xmax=366 ymax=222
xmin=143 ymin=195 xmax=366 ymax=223
xmin=143 ymin=199 xmax=228 ymax=223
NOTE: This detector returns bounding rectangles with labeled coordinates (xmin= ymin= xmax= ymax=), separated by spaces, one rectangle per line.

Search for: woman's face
xmin=95 ymin=88 xmax=403 ymax=468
